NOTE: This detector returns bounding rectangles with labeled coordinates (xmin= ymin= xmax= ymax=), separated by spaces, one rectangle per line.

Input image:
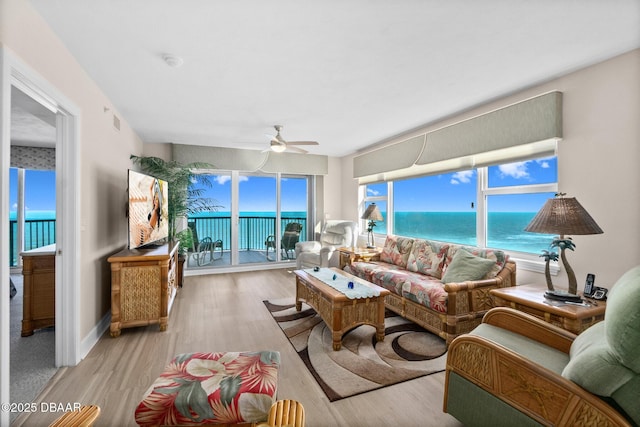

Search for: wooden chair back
xmin=262 ymin=399 xmax=305 ymax=427
xmin=48 ymin=405 xmax=100 ymax=427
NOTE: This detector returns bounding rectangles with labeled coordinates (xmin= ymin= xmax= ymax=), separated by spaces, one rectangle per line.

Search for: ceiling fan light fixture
xmin=270 ymin=142 xmax=287 ymax=153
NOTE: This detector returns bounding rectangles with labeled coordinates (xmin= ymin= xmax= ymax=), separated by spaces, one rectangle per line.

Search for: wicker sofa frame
xmin=382 ymin=260 xmax=517 ymax=346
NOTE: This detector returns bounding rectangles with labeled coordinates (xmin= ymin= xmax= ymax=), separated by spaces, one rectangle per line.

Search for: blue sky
xmin=9 ymin=168 xmax=56 ymax=212
xmin=196 ymin=174 xmax=308 ymax=213
xmin=11 ymin=157 xmax=556 ymax=215
xmin=372 ymin=157 xmax=558 ymax=212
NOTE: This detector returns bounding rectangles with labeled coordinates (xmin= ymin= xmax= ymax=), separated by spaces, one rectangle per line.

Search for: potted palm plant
xmin=130 ymin=155 xmax=222 ymax=285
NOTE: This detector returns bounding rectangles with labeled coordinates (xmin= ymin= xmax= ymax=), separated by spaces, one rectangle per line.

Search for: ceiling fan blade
xmin=286 ymin=145 xmax=308 ymax=154
xmin=286 ymin=141 xmax=319 ymax=146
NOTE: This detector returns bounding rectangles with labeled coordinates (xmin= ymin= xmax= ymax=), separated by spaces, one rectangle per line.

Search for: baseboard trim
xmin=79 ymin=312 xmax=111 ymax=361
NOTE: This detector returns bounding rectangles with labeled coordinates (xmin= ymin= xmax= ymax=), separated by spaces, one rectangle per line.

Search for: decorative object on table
xmin=539 ymin=249 xmax=559 ymax=291
xmin=264 ymin=299 xmax=446 ymax=402
xmin=361 ymin=203 xmax=383 ymax=248
xmin=524 ymin=193 xmax=603 ymax=296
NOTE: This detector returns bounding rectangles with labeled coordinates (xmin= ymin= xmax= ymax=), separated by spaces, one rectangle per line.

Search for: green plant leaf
xmin=170 ymin=378 xmax=215 ymax=422
xmin=219 ymin=375 xmax=242 ymax=406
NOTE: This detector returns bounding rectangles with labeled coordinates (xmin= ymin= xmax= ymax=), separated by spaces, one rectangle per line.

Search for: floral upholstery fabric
xmin=443 ymin=245 xmax=508 ymax=280
xmin=345 ymin=261 xmax=448 ymax=313
xmin=345 ymin=236 xmax=506 ymax=314
xmin=406 ymin=240 xmax=449 ymax=279
xmin=379 ymin=235 xmax=414 ymax=269
xmin=135 ymin=351 xmax=280 ymax=426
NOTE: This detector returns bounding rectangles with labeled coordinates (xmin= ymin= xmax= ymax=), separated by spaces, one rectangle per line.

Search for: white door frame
xmin=0 ymin=48 xmax=81 ymax=425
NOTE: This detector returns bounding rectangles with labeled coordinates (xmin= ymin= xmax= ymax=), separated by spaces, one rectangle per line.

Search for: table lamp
xmin=524 ymin=193 xmax=603 ymax=297
xmin=361 ymin=203 xmax=383 ymax=249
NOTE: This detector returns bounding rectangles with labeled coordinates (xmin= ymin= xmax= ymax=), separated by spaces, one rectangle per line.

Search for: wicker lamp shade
xmin=362 ymin=203 xmax=383 ymax=248
xmin=524 ymin=196 xmax=603 ymax=236
xmin=361 ymin=203 xmax=383 ymax=221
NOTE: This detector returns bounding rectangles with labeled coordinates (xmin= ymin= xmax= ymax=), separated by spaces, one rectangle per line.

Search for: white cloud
xmin=538 ymin=160 xmax=550 ymax=168
xmin=450 ymin=170 xmax=474 ymax=185
xmin=214 ymin=175 xmax=231 ymax=185
xmin=498 ymin=162 xmax=529 ymax=179
xmin=367 ymin=188 xmax=380 ymax=196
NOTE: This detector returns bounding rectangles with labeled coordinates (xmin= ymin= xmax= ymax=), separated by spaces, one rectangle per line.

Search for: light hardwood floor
xmin=14 ymin=268 xmax=463 ymax=427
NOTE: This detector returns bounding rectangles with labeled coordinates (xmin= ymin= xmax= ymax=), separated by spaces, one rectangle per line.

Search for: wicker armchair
xmin=445 ymin=301 xmax=639 ymax=426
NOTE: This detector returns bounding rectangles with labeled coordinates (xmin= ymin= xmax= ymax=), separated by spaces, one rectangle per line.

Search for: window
xmin=363 ymin=182 xmax=388 ymax=235
xmin=483 ymin=157 xmax=558 ymax=253
xmin=393 ymin=171 xmax=476 ymax=246
xmin=361 ymin=155 xmax=558 ymax=255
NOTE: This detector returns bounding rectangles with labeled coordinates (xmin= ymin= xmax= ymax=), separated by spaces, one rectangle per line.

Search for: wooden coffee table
xmin=491 ymin=284 xmax=606 ymax=334
xmin=294 ymin=267 xmax=390 ymax=350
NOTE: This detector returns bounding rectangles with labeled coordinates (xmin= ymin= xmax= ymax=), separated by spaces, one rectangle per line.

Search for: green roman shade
xmin=353 ymin=134 xmax=426 ymax=182
xmin=355 ymin=91 xmax=562 ymax=184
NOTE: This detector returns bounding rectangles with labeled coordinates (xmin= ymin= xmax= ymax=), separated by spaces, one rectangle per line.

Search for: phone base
xmin=544 ymin=290 xmax=583 ymax=303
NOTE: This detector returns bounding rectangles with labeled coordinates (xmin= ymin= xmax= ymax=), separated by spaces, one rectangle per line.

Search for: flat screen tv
xmin=128 ymin=169 xmax=169 ymax=249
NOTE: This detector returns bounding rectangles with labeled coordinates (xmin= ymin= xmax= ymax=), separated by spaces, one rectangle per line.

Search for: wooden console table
xmin=20 ymin=244 xmax=56 ymax=336
xmin=108 ymin=242 xmax=179 ymax=337
xmin=491 ymin=284 xmax=606 ymax=334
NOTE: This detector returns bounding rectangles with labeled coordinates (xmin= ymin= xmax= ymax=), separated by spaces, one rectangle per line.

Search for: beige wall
xmin=1 ymin=0 xmax=144 ymax=339
xmin=338 ymin=49 xmax=640 ymax=288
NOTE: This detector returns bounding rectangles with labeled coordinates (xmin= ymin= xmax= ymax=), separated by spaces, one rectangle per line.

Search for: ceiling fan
xmin=267 ymin=125 xmax=319 ymax=154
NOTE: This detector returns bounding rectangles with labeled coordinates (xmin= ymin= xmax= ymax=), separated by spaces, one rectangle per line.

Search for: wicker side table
xmin=490 ymin=284 xmax=606 ymax=334
xmin=108 ymin=241 xmax=179 ymax=337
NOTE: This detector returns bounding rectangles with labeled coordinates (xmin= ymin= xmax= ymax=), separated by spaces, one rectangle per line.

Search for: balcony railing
xmin=9 ymin=219 xmax=56 ymax=267
xmin=8 ymin=216 xmax=306 ymax=267
xmin=188 ymin=215 xmax=307 ymax=252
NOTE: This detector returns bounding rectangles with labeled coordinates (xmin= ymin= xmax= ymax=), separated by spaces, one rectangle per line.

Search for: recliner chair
xmin=295 ymin=220 xmax=357 ymax=269
xmin=444 ymin=265 xmax=640 ymax=427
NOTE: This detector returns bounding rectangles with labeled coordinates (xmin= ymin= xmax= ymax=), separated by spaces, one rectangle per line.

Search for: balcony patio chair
xmin=266 ymin=222 xmax=303 ymax=261
xmin=187 ymin=221 xmax=223 ymax=266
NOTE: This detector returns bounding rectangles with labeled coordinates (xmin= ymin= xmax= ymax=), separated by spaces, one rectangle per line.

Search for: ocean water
xmin=9 ymin=210 xmax=57 ymax=265
xmin=189 ymin=211 xmax=553 ymax=255
xmin=393 ymin=211 xmax=554 ymax=254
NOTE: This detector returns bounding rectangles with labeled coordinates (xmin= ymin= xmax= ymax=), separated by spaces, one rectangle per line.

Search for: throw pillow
xmin=445 ymin=245 xmax=508 ymax=279
xmin=441 ymin=249 xmax=496 ymax=283
xmin=380 ymin=235 xmax=414 ymax=269
xmin=406 ymin=239 xmax=449 ymax=279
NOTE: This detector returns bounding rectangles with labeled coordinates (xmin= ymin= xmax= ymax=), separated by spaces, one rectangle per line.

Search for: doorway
xmin=1 ymin=48 xmax=81 ymax=426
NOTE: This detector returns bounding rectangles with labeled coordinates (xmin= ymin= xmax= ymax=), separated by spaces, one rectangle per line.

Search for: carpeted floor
xmin=9 ymin=275 xmax=57 ymax=422
xmin=264 ymin=298 xmax=447 ymax=401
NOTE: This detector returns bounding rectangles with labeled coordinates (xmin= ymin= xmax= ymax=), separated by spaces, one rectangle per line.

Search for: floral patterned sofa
xmin=344 ymin=235 xmax=516 ymax=345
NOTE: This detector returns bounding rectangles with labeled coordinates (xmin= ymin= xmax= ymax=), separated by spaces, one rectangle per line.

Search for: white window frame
xmin=359 ymin=157 xmax=559 ymax=273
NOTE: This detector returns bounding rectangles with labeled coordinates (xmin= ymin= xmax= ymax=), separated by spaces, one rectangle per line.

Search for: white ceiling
xmin=22 ymin=0 xmax=640 ymax=157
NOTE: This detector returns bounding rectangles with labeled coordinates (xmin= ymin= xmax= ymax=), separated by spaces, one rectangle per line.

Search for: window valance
xmin=10 ymin=145 xmax=56 ymax=170
xmin=355 ymin=91 xmax=562 ymax=184
xmin=172 ymin=144 xmax=328 ymax=175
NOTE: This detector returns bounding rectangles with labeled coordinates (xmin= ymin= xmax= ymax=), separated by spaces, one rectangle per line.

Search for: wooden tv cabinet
xmin=108 ymin=242 xmax=179 ymax=337
xmin=20 ymin=244 xmax=56 ymax=337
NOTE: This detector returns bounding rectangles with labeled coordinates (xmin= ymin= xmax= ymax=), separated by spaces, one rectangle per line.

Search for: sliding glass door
xmin=186 ymin=172 xmax=311 ymax=270
xmin=239 ymin=173 xmax=276 ymax=265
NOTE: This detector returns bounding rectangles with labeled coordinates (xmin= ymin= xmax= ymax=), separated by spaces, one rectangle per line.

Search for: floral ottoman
xmin=135 ymin=351 xmax=280 ymax=426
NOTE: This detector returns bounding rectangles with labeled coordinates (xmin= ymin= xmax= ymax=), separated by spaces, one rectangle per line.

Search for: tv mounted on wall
xmin=128 ymin=169 xmax=169 ymax=249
